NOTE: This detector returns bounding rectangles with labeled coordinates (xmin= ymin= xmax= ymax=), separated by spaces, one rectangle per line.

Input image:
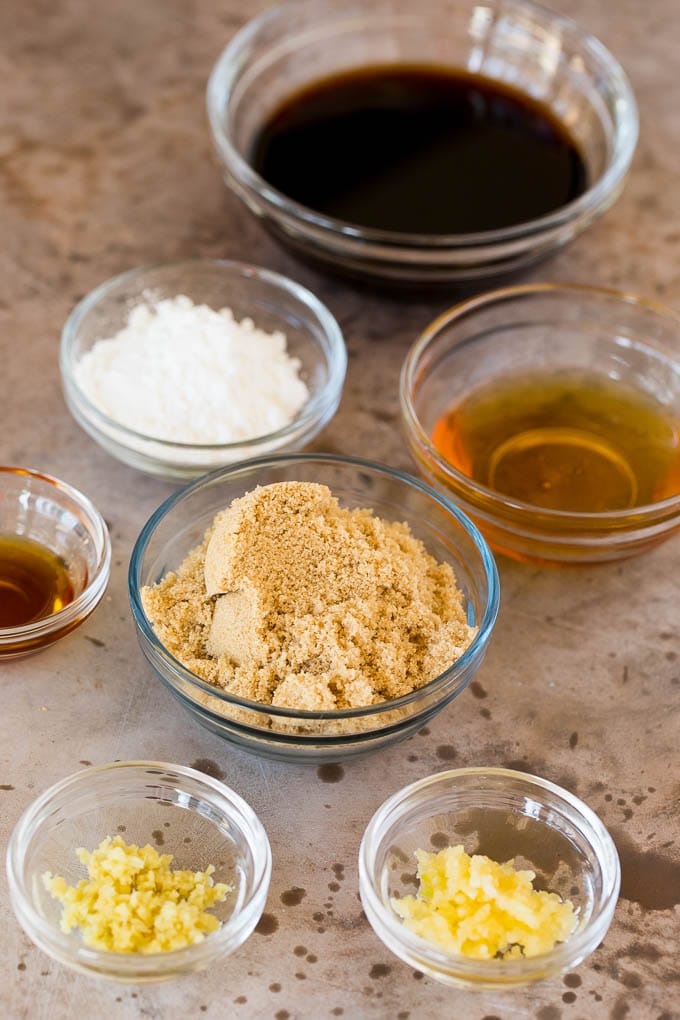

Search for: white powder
xmin=75 ymin=295 xmax=310 ymax=444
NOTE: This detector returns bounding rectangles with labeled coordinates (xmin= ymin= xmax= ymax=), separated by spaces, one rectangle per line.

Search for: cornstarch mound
xmin=74 ymin=295 xmax=309 ymax=444
xmin=141 ymin=481 xmax=476 ymax=711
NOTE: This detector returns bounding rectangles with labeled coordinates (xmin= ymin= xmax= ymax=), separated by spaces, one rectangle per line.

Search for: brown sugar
xmin=141 ymin=482 xmax=475 ymax=711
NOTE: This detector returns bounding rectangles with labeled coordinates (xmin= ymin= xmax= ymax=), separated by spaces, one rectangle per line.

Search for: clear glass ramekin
xmin=401 ymin=283 xmax=680 ymax=565
xmin=60 ymin=259 xmax=347 ymax=480
xmin=6 ymin=761 xmax=272 ymax=983
xmin=128 ymin=454 xmax=500 ymax=762
xmin=0 ymin=466 xmax=111 ymax=658
xmin=207 ymin=0 xmax=638 ymax=287
xmin=359 ymin=768 xmax=620 ymax=989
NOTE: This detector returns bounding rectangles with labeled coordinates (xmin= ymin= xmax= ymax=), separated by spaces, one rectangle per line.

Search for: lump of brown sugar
xmin=141 ymin=481 xmax=476 ymax=711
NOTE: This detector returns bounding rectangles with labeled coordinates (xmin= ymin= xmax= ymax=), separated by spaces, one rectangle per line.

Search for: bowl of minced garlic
xmin=7 ymin=762 xmax=272 ymax=982
xmin=42 ymin=837 xmax=231 ymax=954
xmin=130 ymin=455 xmax=499 ymax=758
xmin=359 ymin=768 xmax=621 ymax=988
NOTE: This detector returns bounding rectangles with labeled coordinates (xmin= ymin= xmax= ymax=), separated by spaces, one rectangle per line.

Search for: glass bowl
xmin=206 ymin=0 xmax=638 ymax=288
xmin=0 ymin=466 xmax=111 ymax=658
xmin=6 ymin=761 xmax=272 ymax=984
xmin=358 ymin=768 xmax=620 ymax=989
xmin=401 ymin=284 xmax=680 ymax=565
xmin=60 ymin=259 xmax=346 ymax=480
xmin=128 ymin=454 xmax=499 ymax=762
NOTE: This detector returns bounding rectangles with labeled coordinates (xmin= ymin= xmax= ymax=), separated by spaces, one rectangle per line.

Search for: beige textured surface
xmin=1 ymin=1 xmax=679 ymax=1018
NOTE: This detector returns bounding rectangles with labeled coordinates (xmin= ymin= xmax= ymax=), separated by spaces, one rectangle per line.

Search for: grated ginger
xmin=42 ymin=836 xmax=231 ymax=953
xmin=392 ymin=844 xmax=577 ymax=959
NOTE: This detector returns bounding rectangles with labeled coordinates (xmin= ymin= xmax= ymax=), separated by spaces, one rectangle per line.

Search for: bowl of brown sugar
xmin=128 ymin=454 xmax=499 ymax=761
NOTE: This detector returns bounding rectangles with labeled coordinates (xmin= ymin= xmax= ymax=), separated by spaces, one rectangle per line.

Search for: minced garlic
xmin=392 ymin=844 xmax=577 ymax=959
xmin=42 ymin=836 xmax=231 ymax=953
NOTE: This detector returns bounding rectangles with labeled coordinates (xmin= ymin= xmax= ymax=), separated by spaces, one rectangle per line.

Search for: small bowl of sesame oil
xmin=401 ymin=285 xmax=680 ymax=565
xmin=0 ymin=467 xmax=110 ymax=657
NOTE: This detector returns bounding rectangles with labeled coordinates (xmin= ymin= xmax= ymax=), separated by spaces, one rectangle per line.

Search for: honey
xmin=0 ymin=534 xmax=74 ymax=628
xmin=431 ymin=371 xmax=680 ymax=513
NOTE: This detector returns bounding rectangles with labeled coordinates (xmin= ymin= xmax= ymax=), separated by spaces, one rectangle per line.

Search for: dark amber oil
xmin=432 ymin=372 xmax=680 ymax=513
xmin=251 ymin=65 xmax=588 ymax=234
xmin=0 ymin=534 xmax=74 ymax=628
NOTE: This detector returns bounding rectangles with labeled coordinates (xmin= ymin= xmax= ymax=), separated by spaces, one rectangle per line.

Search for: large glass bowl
xmin=60 ymin=260 xmax=346 ymax=480
xmin=359 ymin=768 xmax=620 ymax=988
xmin=128 ymin=454 xmax=499 ymax=762
xmin=6 ymin=761 xmax=272 ymax=984
xmin=401 ymin=284 xmax=680 ymax=564
xmin=207 ymin=0 xmax=638 ymax=287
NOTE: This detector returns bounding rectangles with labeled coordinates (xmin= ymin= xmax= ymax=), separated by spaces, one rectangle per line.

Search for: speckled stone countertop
xmin=2 ymin=1 xmax=679 ymax=1017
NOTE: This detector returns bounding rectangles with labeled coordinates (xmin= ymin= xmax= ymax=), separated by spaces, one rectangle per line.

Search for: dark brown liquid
xmin=0 ymin=534 xmax=74 ymax=628
xmin=251 ymin=65 xmax=588 ymax=234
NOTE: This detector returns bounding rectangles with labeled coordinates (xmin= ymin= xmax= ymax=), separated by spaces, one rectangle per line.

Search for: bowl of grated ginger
xmin=6 ymin=761 xmax=271 ymax=983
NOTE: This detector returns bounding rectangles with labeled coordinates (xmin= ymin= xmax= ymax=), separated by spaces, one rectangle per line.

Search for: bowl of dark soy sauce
xmin=207 ymin=0 xmax=637 ymax=288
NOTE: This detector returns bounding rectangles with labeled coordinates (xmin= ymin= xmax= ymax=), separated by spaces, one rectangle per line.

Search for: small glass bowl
xmin=128 ymin=454 xmax=499 ymax=762
xmin=60 ymin=259 xmax=346 ymax=480
xmin=359 ymin=768 xmax=620 ymax=989
xmin=207 ymin=0 xmax=638 ymax=287
xmin=6 ymin=761 xmax=272 ymax=984
xmin=401 ymin=284 xmax=680 ymax=565
xmin=0 ymin=467 xmax=111 ymax=658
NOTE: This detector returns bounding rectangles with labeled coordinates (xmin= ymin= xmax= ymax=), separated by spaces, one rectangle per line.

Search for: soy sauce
xmin=251 ymin=65 xmax=588 ymax=234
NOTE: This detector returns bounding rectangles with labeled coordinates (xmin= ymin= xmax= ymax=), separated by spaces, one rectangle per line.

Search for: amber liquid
xmin=251 ymin=65 xmax=588 ymax=235
xmin=432 ymin=371 xmax=680 ymax=513
xmin=0 ymin=534 xmax=75 ymax=628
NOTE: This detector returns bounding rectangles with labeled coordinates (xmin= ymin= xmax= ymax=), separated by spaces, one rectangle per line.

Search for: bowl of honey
xmin=0 ymin=467 xmax=111 ymax=657
xmin=400 ymin=284 xmax=680 ymax=564
xmin=207 ymin=0 xmax=637 ymax=286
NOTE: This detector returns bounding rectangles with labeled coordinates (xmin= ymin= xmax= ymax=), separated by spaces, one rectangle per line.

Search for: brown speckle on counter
xmin=254 ymin=913 xmax=279 ymax=936
xmin=281 ymin=887 xmax=306 ymax=906
xmin=369 ymin=963 xmax=391 ymax=979
xmin=317 ymin=764 xmax=344 ymax=783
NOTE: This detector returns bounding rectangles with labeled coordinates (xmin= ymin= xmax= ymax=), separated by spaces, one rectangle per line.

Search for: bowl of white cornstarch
xmin=60 ymin=259 xmax=347 ymax=479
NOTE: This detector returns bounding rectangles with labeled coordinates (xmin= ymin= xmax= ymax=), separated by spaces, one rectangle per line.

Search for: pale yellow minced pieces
xmin=141 ymin=482 xmax=476 ymax=711
xmin=42 ymin=836 xmax=231 ymax=953
xmin=392 ymin=845 xmax=577 ymax=960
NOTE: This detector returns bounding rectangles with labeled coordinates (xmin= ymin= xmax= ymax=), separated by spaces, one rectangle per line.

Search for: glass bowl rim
xmin=358 ymin=765 xmax=621 ymax=980
xmin=6 ymin=760 xmax=273 ymax=976
xmin=400 ymin=281 xmax=680 ymax=524
xmin=128 ymin=452 xmax=500 ymax=721
xmin=59 ymin=258 xmax=347 ymax=452
xmin=0 ymin=465 xmax=111 ymax=643
xmin=206 ymin=0 xmax=639 ymax=248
